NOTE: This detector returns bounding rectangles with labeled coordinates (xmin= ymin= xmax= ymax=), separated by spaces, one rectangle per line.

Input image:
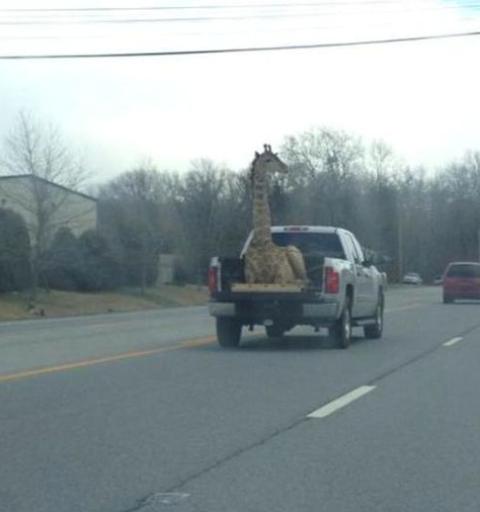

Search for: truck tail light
xmin=208 ymin=266 xmax=219 ymax=295
xmin=325 ymin=267 xmax=340 ymax=294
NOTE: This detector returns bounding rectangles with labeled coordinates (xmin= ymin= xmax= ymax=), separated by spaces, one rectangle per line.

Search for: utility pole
xmin=478 ymin=228 xmax=480 ymax=262
xmin=397 ymin=197 xmax=404 ymax=282
xmin=398 ymin=212 xmax=403 ymax=280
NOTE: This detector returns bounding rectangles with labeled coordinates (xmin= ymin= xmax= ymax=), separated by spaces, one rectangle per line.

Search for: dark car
xmin=443 ymin=262 xmax=480 ymax=303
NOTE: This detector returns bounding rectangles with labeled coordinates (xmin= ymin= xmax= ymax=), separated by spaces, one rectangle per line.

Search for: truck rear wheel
xmin=216 ymin=318 xmax=242 ymax=348
xmin=364 ymin=293 xmax=384 ymax=339
xmin=329 ymin=298 xmax=352 ymax=349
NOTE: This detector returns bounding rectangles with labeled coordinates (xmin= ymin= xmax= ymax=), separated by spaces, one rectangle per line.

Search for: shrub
xmin=77 ymin=230 xmax=124 ymax=291
xmin=0 ymin=208 xmax=31 ymax=292
xmin=44 ymin=228 xmax=83 ymax=290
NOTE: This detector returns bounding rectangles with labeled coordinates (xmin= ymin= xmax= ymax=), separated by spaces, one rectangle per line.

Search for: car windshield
xmin=272 ymin=232 xmax=346 ymax=259
xmin=447 ymin=264 xmax=480 ymax=278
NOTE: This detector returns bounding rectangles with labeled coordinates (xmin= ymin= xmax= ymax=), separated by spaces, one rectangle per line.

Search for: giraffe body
xmin=244 ymin=145 xmax=307 ymax=285
xmin=245 ymin=243 xmax=297 ymax=284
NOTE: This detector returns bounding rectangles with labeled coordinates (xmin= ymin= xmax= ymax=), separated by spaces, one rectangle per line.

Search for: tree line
xmin=1 ymin=114 xmax=480 ymax=295
xmin=98 ymin=129 xmax=480 ymax=286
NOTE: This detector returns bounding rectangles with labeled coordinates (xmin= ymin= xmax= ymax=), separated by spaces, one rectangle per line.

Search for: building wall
xmin=0 ymin=176 xmax=97 ymax=244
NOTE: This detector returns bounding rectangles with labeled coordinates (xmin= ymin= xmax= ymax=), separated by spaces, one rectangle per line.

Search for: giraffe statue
xmin=244 ymin=144 xmax=307 ymax=285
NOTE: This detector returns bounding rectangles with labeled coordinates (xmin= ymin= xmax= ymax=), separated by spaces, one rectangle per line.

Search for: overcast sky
xmin=0 ymin=0 xmax=480 ymax=182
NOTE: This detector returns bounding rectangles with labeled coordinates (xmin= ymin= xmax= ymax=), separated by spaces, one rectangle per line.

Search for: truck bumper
xmin=302 ymin=302 xmax=338 ymax=319
xmin=209 ymin=301 xmax=339 ymax=322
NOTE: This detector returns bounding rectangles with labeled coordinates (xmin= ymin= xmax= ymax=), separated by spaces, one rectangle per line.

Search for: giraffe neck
xmin=252 ymin=166 xmax=272 ymax=247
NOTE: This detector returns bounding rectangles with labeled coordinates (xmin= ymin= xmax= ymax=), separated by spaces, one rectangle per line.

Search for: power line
xmin=0 ymin=1 xmax=466 ymax=13
xmin=1 ymin=14 xmax=477 ymax=42
xmin=1 ymin=29 xmax=480 ymax=60
xmin=3 ymin=2 xmax=480 ymax=25
xmin=0 ymin=17 xmax=472 ymax=41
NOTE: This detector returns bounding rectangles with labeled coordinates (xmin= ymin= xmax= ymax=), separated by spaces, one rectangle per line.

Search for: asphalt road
xmin=1 ymin=285 xmax=480 ymax=512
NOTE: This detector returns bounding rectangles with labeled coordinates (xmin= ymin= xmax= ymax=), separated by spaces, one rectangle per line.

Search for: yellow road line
xmin=385 ymin=303 xmax=423 ymax=313
xmin=0 ymin=335 xmax=216 ymax=384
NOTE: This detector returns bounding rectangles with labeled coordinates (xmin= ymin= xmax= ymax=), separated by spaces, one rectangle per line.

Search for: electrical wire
xmin=2 ymin=7 xmax=480 ymax=26
xmin=1 ymin=29 xmax=480 ymax=60
xmin=1 ymin=1 xmax=472 ymax=12
xmin=1 ymin=14 xmax=478 ymax=41
xmin=2 ymin=1 xmax=479 ymax=25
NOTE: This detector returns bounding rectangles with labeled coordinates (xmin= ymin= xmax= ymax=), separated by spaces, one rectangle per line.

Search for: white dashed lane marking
xmin=443 ymin=336 xmax=463 ymax=347
xmin=307 ymin=385 xmax=376 ymax=419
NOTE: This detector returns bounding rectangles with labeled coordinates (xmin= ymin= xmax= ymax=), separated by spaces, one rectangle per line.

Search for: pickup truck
xmin=208 ymin=226 xmax=386 ymax=349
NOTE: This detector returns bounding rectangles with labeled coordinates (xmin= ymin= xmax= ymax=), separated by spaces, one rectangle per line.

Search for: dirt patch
xmin=0 ymin=285 xmax=208 ymax=321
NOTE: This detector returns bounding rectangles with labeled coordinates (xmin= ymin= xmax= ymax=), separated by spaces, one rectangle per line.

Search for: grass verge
xmin=0 ymin=285 xmax=208 ymax=321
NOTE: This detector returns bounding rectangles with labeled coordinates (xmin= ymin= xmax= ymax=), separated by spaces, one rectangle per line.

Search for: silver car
xmin=402 ymin=272 xmax=423 ymax=285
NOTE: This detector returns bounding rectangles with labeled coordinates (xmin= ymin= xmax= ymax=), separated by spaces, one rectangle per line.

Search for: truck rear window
xmin=272 ymin=232 xmax=345 ymax=259
xmin=446 ymin=264 xmax=480 ymax=278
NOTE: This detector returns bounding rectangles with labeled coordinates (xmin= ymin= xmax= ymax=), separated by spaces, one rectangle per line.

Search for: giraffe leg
xmin=245 ymin=253 xmax=259 ymax=283
xmin=285 ymin=245 xmax=307 ymax=280
xmin=272 ymin=248 xmax=296 ymax=284
xmin=245 ymin=247 xmax=268 ymax=283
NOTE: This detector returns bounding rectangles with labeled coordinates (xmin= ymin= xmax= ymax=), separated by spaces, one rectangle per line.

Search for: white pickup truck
xmin=208 ymin=226 xmax=386 ymax=349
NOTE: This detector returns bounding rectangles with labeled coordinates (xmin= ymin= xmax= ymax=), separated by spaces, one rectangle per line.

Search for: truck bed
xmin=210 ymin=253 xmax=336 ymax=329
xmin=218 ymin=254 xmax=325 ymax=294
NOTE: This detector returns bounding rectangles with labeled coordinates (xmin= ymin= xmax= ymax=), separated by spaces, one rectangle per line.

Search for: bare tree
xmin=169 ymin=159 xmax=230 ymax=283
xmin=281 ymin=127 xmax=364 ymax=226
xmin=99 ymin=166 xmax=163 ymax=294
xmin=0 ymin=111 xmax=90 ymax=299
xmin=368 ymin=140 xmax=397 ymax=182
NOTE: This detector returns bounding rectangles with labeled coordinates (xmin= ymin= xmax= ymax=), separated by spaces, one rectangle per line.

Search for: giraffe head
xmin=250 ymin=144 xmax=288 ymax=181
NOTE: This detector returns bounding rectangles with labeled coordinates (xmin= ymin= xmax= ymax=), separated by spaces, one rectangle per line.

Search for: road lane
xmin=0 ymin=286 xmax=479 ymax=512
xmin=0 ymin=305 xmax=212 ymax=375
xmin=0 ymin=336 xmax=216 ymax=383
xmin=176 ymin=312 xmax=480 ymax=512
xmin=0 ymin=285 xmax=445 ymax=377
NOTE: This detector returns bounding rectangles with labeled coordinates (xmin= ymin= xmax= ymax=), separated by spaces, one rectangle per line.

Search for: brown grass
xmin=0 ymin=285 xmax=208 ymax=321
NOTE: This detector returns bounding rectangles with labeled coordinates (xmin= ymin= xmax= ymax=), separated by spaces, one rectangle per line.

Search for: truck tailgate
xmin=218 ymin=254 xmax=325 ymax=292
xmin=231 ymin=283 xmax=303 ymax=292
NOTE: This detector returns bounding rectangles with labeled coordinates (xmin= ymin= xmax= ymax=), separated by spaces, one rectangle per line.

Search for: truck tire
xmin=266 ymin=325 xmax=284 ymax=339
xmin=216 ymin=318 xmax=242 ymax=348
xmin=364 ymin=292 xmax=384 ymax=339
xmin=329 ymin=297 xmax=352 ymax=349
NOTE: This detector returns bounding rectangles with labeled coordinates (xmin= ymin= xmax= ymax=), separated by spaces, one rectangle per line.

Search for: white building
xmin=0 ymin=174 xmax=97 ymax=244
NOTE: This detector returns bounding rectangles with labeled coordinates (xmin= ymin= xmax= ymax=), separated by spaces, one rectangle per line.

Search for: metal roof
xmin=0 ymin=174 xmax=97 ymax=202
